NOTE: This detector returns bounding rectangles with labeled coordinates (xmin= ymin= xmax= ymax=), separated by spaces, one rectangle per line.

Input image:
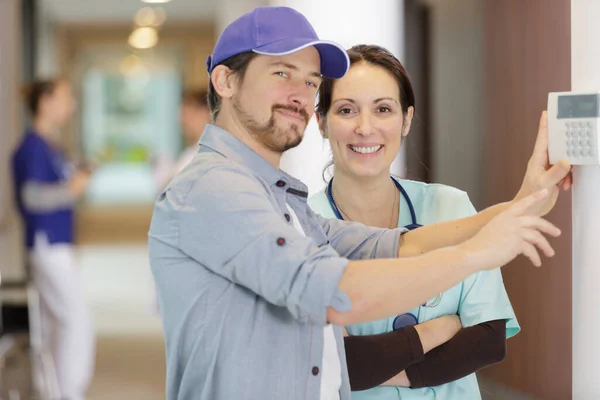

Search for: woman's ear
xmin=316 ymin=113 xmax=328 ymax=138
xmin=402 ymin=106 xmax=415 ymax=137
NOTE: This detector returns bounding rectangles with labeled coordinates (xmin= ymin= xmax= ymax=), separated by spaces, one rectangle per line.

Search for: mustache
xmin=272 ymin=104 xmax=310 ymax=124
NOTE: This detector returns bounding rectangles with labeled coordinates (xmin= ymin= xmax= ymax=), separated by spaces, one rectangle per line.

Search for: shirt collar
xmin=198 ymin=124 xmax=309 ymax=198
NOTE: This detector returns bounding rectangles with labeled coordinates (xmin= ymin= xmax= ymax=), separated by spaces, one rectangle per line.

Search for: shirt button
xmin=312 ymin=366 xmax=320 ymax=376
xmin=276 ymin=237 xmax=286 ymax=246
xmin=276 ymin=180 xmax=286 ymax=188
xmin=284 ymin=214 xmax=291 ymax=222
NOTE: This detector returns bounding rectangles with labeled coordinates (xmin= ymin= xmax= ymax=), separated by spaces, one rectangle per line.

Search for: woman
xmin=308 ymin=45 xmax=520 ymax=399
xmin=12 ymin=79 xmax=95 ymax=400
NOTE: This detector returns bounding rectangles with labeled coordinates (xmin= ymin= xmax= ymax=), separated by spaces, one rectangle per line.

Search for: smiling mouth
xmin=276 ymin=109 xmax=305 ymax=122
xmin=349 ymin=145 xmax=383 ymax=154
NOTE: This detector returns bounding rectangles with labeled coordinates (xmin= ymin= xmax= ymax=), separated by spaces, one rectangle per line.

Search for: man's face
xmin=232 ymin=47 xmax=322 ymax=154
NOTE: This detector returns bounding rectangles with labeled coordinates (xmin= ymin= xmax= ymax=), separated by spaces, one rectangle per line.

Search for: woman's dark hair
xmin=183 ymin=88 xmax=209 ymax=108
xmin=21 ymin=79 xmax=63 ymax=115
xmin=316 ymin=44 xmax=416 ymax=181
xmin=207 ymin=51 xmax=259 ymax=122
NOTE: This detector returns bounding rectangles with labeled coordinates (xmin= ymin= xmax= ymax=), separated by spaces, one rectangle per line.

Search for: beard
xmin=233 ymin=99 xmax=310 ymax=154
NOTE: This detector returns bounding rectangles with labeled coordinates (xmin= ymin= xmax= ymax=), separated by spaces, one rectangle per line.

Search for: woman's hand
xmin=67 ymin=169 xmax=92 ymax=199
xmin=514 ymin=111 xmax=573 ymax=217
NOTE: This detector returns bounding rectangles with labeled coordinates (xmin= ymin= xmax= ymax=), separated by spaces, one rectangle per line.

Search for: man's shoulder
xmin=155 ymin=152 xmax=272 ymax=221
xmin=173 ymin=153 xmax=264 ymax=193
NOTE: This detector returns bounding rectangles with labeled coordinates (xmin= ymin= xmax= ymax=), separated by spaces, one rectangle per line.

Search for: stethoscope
xmin=326 ymin=176 xmax=443 ymax=330
xmin=326 ymin=176 xmax=421 ymax=231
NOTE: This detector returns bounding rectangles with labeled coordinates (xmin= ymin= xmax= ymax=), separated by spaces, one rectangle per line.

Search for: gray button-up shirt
xmin=148 ymin=124 xmax=404 ymax=400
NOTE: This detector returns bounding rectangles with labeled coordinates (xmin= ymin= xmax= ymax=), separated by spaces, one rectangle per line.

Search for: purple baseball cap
xmin=206 ymin=6 xmax=349 ymax=79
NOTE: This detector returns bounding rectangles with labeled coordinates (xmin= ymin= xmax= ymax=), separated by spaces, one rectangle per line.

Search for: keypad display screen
xmin=558 ymin=94 xmax=600 ymax=118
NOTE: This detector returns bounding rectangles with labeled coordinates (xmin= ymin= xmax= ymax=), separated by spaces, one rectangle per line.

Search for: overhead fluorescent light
xmin=142 ymin=0 xmax=171 ymax=4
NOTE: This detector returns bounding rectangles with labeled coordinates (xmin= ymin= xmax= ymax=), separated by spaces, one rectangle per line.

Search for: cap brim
xmin=253 ymin=38 xmax=349 ymax=79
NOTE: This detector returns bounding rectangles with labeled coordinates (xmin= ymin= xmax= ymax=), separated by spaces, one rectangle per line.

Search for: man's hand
xmin=460 ymin=188 xmax=561 ymax=271
xmin=514 ymin=111 xmax=573 ymax=217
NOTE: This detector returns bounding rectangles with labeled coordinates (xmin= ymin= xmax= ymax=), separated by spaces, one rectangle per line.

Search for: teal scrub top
xmin=308 ymin=178 xmax=520 ymax=400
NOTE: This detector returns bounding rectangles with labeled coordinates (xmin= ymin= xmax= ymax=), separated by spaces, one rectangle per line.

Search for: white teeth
xmin=350 ymin=145 xmax=382 ymax=154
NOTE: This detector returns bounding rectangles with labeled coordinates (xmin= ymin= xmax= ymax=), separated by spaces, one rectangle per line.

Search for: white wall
xmin=427 ymin=0 xmax=484 ymax=208
xmin=571 ymin=0 xmax=600 ymax=397
xmin=0 ymin=0 xmax=26 ymax=281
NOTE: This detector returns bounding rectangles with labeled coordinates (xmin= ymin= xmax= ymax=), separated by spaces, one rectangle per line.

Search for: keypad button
xmin=588 ymin=121 xmax=594 ymax=128
xmin=588 ymin=130 xmax=593 ymax=137
xmin=572 ymin=138 xmax=579 ymax=146
xmin=589 ymin=139 xmax=594 ymax=147
xmin=581 ymin=149 xmax=587 ymax=157
xmin=566 ymin=121 xmax=571 ymax=128
xmin=580 ymin=139 xmax=587 ymax=146
xmin=590 ymin=148 xmax=596 ymax=157
xmin=567 ymin=149 xmax=572 ymax=157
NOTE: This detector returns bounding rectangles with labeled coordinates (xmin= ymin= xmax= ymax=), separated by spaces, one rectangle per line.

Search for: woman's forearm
xmin=384 ymin=320 xmax=507 ymax=389
xmin=22 ymin=181 xmax=75 ymax=212
xmin=345 ymin=315 xmax=461 ymax=391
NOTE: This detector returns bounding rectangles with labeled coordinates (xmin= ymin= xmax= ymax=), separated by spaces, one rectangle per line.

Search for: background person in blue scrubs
xmin=309 ymin=45 xmax=519 ymax=399
xmin=12 ymin=79 xmax=96 ymax=400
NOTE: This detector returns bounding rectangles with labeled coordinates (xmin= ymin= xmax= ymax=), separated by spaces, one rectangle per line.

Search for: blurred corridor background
xmin=0 ymin=0 xmax=573 ymax=399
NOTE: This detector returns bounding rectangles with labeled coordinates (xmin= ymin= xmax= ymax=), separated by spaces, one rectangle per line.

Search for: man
xmin=148 ymin=6 xmax=571 ymax=400
xmin=153 ymin=89 xmax=211 ymax=191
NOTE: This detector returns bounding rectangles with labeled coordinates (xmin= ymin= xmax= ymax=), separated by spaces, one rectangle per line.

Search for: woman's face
xmin=320 ymin=62 xmax=413 ymax=179
xmin=41 ymin=81 xmax=76 ymax=127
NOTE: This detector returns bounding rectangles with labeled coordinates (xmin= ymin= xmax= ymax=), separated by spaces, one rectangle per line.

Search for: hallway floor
xmin=79 ymin=243 xmax=166 ymax=399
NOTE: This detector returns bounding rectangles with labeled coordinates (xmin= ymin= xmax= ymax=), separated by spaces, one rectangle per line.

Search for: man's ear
xmin=211 ymin=65 xmax=236 ymax=99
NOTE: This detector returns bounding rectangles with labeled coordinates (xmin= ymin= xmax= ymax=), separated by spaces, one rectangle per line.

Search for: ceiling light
xmin=135 ymin=7 xmax=157 ymax=26
xmin=128 ymin=27 xmax=159 ymax=50
xmin=141 ymin=0 xmax=171 ymax=3
xmin=154 ymin=7 xmax=167 ymax=26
